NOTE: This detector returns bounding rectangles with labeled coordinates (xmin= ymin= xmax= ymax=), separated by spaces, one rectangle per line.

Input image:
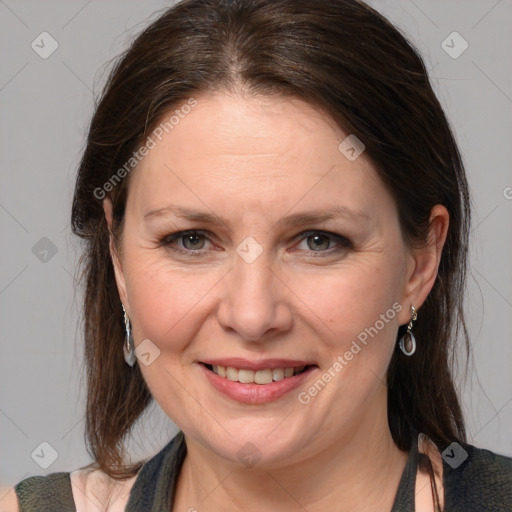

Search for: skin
xmin=103 ymin=91 xmax=448 ymax=512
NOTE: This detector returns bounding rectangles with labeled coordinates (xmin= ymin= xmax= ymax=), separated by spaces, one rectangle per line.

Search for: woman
xmin=4 ymin=0 xmax=512 ymax=510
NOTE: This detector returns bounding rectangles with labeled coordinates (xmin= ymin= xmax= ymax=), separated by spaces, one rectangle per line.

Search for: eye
xmin=181 ymin=232 xmax=206 ymax=250
xmin=295 ymin=230 xmax=351 ymax=253
xmin=305 ymin=233 xmax=331 ymax=251
xmin=161 ymin=230 xmax=211 ymax=252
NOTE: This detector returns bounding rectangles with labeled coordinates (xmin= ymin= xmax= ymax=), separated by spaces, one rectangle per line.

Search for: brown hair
xmin=71 ymin=0 xmax=470 ymax=479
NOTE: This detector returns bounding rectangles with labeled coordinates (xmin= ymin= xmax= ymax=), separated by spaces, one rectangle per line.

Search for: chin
xmin=191 ymin=417 xmax=315 ymax=469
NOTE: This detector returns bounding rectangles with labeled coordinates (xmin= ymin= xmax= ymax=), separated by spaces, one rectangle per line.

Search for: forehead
xmin=126 ymin=92 xmax=393 ymax=223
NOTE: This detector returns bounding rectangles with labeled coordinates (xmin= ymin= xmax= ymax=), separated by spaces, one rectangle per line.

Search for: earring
xmin=122 ymin=304 xmax=137 ymax=367
xmin=399 ymin=305 xmax=417 ymax=356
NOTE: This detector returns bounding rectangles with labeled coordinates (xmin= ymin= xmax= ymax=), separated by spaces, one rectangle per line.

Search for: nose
xmin=216 ymin=252 xmax=293 ymax=342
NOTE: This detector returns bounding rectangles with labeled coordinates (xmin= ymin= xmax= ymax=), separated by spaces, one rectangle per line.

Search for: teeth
xmin=226 ymin=367 xmax=239 ymax=381
xmin=210 ymin=365 xmax=306 ymax=384
xmin=272 ymin=368 xmax=285 ymax=381
xmin=254 ymin=369 xmax=273 ymax=384
xmin=238 ymin=369 xmax=255 ymax=383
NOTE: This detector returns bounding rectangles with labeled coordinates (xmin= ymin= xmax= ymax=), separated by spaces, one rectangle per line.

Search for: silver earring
xmin=122 ymin=305 xmax=137 ymax=367
xmin=399 ymin=305 xmax=417 ymax=356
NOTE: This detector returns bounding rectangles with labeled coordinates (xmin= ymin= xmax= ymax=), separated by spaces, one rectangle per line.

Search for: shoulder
xmin=1 ymin=486 xmax=20 ymax=512
xmin=6 ymin=432 xmax=185 ymax=512
xmin=443 ymin=442 xmax=512 ymax=510
xmin=10 ymin=466 xmax=138 ymax=512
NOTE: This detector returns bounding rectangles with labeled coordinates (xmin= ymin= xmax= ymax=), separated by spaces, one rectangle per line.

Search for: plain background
xmin=0 ymin=0 xmax=511 ymax=487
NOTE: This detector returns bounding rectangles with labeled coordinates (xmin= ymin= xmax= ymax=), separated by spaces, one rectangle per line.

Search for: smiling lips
xmin=199 ymin=358 xmax=317 ymax=404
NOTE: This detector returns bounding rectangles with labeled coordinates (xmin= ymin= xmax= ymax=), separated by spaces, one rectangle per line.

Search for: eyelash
xmin=159 ymin=229 xmax=352 ymax=257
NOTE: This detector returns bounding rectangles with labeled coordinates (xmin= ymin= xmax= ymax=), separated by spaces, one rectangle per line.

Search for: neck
xmin=173 ymin=391 xmax=409 ymax=512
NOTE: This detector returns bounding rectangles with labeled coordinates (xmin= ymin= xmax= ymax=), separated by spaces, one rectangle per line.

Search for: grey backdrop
xmin=1 ymin=0 xmax=511 ymax=488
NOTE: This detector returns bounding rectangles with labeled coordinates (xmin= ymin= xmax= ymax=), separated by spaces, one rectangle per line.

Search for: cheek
xmin=122 ymin=251 xmax=223 ymax=353
xmin=290 ymin=264 xmax=403 ymax=420
xmin=289 ymin=258 xmax=403 ymax=364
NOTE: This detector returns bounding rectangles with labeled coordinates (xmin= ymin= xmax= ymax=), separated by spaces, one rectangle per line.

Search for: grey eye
xmin=306 ymin=234 xmax=331 ymax=251
xmin=182 ymin=233 xmax=206 ymax=250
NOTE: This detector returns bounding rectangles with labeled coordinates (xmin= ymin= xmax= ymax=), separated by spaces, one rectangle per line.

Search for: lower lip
xmin=199 ymin=364 xmax=316 ymax=405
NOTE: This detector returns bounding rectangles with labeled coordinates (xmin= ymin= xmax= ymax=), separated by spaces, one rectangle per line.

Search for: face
xmin=107 ymin=92 xmax=427 ymax=468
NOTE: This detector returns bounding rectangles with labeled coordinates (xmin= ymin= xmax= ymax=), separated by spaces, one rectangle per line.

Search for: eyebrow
xmin=144 ymin=204 xmax=368 ymax=229
xmin=144 ymin=205 xmax=225 ymax=224
xmin=277 ymin=206 xmax=369 ymax=227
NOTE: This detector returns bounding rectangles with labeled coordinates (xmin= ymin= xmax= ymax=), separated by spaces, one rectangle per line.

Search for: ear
xmin=399 ymin=205 xmax=449 ymax=322
xmin=103 ymin=198 xmax=129 ymax=308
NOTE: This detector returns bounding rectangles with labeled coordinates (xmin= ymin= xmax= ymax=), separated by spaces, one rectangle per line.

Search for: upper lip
xmin=200 ymin=358 xmax=316 ymax=371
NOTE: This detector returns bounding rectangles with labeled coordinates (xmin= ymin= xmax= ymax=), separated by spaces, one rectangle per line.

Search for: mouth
xmin=198 ymin=359 xmax=318 ymax=404
xmin=202 ymin=363 xmax=311 ymax=384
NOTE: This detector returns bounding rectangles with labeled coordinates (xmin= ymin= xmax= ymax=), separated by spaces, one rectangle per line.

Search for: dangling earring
xmin=399 ymin=305 xmax=417 ymax=356
xmin=122 ymin=304 xmax=137 ymax=367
